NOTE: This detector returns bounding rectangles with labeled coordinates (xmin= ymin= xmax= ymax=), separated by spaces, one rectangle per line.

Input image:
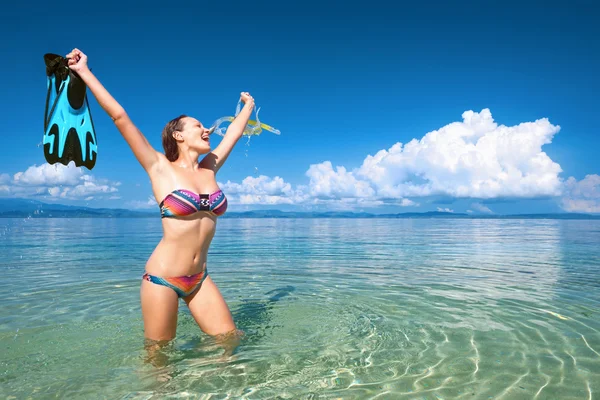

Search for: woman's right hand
xmin=66 ymin=48 xmax=89 ymax=74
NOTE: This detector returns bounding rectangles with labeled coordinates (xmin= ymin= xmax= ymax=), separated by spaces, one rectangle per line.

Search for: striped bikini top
xmin=159 ymin=188 xmax=228 ymax=218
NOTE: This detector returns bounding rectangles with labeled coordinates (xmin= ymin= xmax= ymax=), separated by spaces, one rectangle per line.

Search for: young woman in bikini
xmin=66 ymin=48 xmax=251 ymax=346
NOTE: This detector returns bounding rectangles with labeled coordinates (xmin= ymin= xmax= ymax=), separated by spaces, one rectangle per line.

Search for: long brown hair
xmin=161 ymin=115 xmax=188 ymax=161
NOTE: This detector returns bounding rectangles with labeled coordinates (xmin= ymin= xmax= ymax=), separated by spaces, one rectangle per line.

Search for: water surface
xmin=1 ymin=218 xmax=599 ymax=399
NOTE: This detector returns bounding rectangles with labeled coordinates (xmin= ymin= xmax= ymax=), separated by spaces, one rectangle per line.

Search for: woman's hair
xmin=161 ymin=115 xmax=188 ymax=161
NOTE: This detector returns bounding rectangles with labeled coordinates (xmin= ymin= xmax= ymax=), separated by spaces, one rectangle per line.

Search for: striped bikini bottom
xmin=142 ymin=269 xmax=208 ymax=298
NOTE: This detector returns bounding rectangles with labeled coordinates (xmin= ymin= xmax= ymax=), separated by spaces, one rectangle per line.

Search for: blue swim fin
xmin=43 ymin=53 xmax=98 ymax=170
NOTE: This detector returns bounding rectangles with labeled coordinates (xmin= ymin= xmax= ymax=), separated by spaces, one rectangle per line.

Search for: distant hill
xmin=0 ymin=198 xmax=155 ymax=218
xmin=223 ymin=210 xmax=600 ymax=219
xmin=0 ymin=197 xmax=599 ymax=219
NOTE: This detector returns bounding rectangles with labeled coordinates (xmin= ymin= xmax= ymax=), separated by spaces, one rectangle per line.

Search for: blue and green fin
xmin=43 ymin=53 xmax=98 ymax=170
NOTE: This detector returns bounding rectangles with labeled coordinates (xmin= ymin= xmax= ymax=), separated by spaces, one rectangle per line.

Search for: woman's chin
xmin=192 ymin=145 xmax=211 ymax=154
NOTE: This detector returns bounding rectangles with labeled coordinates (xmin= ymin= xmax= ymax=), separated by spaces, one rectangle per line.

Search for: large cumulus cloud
xmin=215 ymin=109 xmax=588 ymax=211
xmin=310 ymin=109 xmax=563 ymax=200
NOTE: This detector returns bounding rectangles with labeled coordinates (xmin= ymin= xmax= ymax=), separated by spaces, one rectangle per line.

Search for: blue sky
xmin=1 ymin=1 xmax=599 ymax=214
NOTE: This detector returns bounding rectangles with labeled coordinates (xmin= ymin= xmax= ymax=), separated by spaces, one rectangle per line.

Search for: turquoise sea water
xmin=1 ymin=217 xmax=599 ymax=399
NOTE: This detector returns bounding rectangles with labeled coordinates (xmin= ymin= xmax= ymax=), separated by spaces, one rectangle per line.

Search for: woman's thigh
xmin=140 ymin=278 xmax=180 ymax=341
xmin=184 ymin=275 xmax=236 ymax=336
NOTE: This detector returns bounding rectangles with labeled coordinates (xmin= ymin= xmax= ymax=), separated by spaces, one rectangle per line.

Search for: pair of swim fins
xmin=43 ymin=53 xmax=98 ymax=170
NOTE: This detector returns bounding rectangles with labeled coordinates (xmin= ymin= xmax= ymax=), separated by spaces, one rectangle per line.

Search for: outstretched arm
xmin=209 ymin=92 xmax=255 ymax=172
xmin=66 ymin=49 xmax=161 ymax=173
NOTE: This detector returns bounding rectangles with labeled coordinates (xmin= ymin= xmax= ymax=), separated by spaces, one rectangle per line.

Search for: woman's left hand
xmin=240 ymin=92 xmax=254 ymax=106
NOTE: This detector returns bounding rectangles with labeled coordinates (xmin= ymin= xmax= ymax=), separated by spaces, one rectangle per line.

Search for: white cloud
xmin=220 ymin=175 xmax=304 ymax=205
xmin=14 ymin=163 xmax=83 ymax=186
xmin=561 ymin=174 xmax=600 ymax=213
xmin=437 ymin=207 xmax=454 ymax=213
xmin=471 ymin=203 xmax=494 ymax=214
xmin=302 ymin=162 xmax=417 ymax=207
xmin=400 ymin=199 xmax=417 ymax=207
xmin=306 ymin=162 xmax=376 ymax=199
xmin=216 ymin=109 xmax=570 ymax=210
xmin=48 ymin=187 xmax=61 ymax=197
xmin=349 ymin=109 xmax=562 ymax=199
xmin=127 ymin=196 xmax=157 ymax=209
xmin=226 ymin=175 xmax=293 ymax=196
xmin=51 ymin=179 xmax=118 ymax=199
xmin=1 ymin=162 xmax=120 ymax=201
xmin=218 ymin=175 xmax=418 ymax=209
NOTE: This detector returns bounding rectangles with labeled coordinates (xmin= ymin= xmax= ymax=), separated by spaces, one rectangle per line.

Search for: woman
xmin=66 ymin=48 xmax=251 ymax=344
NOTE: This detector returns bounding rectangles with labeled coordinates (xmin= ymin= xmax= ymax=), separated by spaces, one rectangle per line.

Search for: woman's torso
xmin=144 ymin=160 xmax=226 ymax=277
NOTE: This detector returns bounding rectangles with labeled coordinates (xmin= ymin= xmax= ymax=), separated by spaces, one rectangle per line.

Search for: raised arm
xmin=66 ymin=49 xmax=161 ymax=173
xmin=209 ymin=92 xmax=255 ymax=172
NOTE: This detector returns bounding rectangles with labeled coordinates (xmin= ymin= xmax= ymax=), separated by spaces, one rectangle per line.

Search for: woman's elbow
xmin=111 ymin=109 xmax=128 ymax=123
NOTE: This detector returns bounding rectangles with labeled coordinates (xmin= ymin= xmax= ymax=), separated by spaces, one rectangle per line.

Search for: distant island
xmin=1 ymin=197 xmax=599 ymax=219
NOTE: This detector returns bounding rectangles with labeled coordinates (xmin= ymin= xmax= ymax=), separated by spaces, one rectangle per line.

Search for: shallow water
xmin=1 ymin=218 xmax=599 ymax=399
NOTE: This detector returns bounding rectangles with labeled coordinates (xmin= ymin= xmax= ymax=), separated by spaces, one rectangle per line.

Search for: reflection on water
xmin=0 ymin=217 xmax=599 ymax=399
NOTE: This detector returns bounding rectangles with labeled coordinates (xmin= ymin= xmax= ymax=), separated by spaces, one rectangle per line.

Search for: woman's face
xmin=179 ymin=117 xmax=212 ymax=153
